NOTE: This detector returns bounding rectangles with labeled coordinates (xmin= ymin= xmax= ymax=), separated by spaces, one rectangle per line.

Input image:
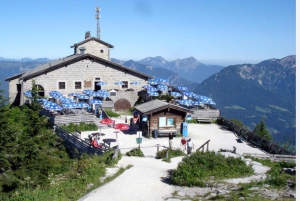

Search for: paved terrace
xmin=79 ymin=116 xmax=268 ymax=201
xmin=98 ymin=115 xmax=266 ymax=156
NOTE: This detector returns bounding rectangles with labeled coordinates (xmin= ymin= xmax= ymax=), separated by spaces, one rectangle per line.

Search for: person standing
xmin=187 ymin=138 xmax=194 ymax=154
xmin=168 ymin=132 xmax=173 ymax=149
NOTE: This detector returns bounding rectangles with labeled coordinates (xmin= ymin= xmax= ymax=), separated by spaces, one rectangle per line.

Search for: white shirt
xmin=187 ymin=140 xmax=193 ymax=147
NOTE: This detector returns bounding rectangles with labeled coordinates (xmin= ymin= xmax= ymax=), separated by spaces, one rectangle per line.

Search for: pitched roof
xmin=71 ymin=37 xmax=114 ymax=48
xmin=6 ymin=53 xmax=153 ymax=81
xmin=134 ymin=99 xmax=194 ymax=115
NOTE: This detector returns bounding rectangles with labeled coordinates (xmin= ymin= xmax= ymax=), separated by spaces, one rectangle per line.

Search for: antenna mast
xmin=95 ymin=7 xmax=100 ymax=39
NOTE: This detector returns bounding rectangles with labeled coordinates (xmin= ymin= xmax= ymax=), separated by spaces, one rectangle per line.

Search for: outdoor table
xmin=102 ymin=138 xmax=116 ymax=148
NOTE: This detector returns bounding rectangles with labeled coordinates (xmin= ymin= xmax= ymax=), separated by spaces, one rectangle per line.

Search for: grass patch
xmin=6 ymin=151 xmax=124 ymax=200
xmin=255 ymin=106 xmax=271 ymax=113
xmin=156 ymin=148 xmax=185 ymax=163
xmin=125 ymin=148 xmax=144 ymax=157
xmin=224 ymin=105 xmax=246 ymax=110
xmin=244 ymin=156 xmax=296 ymax=188
xmin=269 ymin=105 xmax=290 ymax=112
xmin=171 ymin=151 xmax=254 ymax=187
xmin=104 ymin=109 xmax=120 ymax=118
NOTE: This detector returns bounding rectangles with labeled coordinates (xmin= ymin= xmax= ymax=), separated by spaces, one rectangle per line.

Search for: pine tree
xmin=253 ymin=119 xmax=272 ymax=140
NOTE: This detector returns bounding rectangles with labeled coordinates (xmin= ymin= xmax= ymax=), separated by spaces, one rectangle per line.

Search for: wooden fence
xmin=55 ymin=126 xmax=104 ymax=155
xmin=217 ymin=117 xmax=295 ymax=155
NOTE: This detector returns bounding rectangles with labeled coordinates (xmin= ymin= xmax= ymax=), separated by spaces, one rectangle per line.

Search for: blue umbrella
xmin=148 ymin=80 xmax=158 ymax=85
xmin=170 ymin=91 xmax=181 ymax=97
xmin=96 ymin=81 xmax=107 ymax=86
xmin=97 ymin=91 xmax=110 ymax=97
xmin=192 ymin=100 xmax=204 ymax=106
xmin=130 ymin=81 xmax=141 ymax=85
xmin=46 ymin=104 xmax=62 ymax=111
xmin=157 ymin=84 xmax=168 ymax=91
xmin=147 ymin=91 xmax=159 ymax=96
xmin=177 ymin=99 xmax=193 ymax=106
xmin=75 ymin=102 xmax=89 ymax=108
xmin=43 ymin=101 xmax=58 ymax=107
xmin=61 ymin=102 xmax=77 ymax=109
xmin=83 ymin=89 xmax=93 ymax=95
xmin=77 ymin=94 xmax=90 ymax=99
xmin=142 ymin=84 xmax=153 ymax=90
xmin=89 ymin=99 xmax=103 ymax=104
xmin=61 ymin=98 xmax=75 ymax=103
xmin=182 ymin=91 xmax=194 ymax=98
xmin=147 ymin=87 xmax=157 ymax=92
xmin=23 ymin=90 xmax=32 ymax=98
xmin=49 ymin=91 xmax=61 ymax=97
xmin=97 ymin=89 xmax=108 ymax=93
xmin=114 ymin=81 xmax=124 ymax=85
xmin=68 ymin=92 xmax=79 ymax=97
xmin=206 ymin=100 xmax=216 ymax=105
xmin=89 ymin=91 xmax=99 ymax=97
xmin=157 ymin=78 xmax=169 ymax=85
xmin=37 ymin=98 xmax=48 ymax=104
xmin=176 ymin=85 xmax=187 ymax=91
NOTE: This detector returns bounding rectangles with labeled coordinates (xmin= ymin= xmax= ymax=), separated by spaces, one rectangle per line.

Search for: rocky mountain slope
xmin=193 ymin=55 xmax=296 ymax=144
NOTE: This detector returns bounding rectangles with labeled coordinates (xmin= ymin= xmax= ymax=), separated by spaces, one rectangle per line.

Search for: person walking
xmin=180 ymin=137 xmax=187 ymax=151
xmin=168 ymin=132 xmax=174 ymax=149
xmin=187 ymin=138 xmax=194 ymax=154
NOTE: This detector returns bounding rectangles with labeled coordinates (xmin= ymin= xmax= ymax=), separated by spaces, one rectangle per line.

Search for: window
xmin=58 ymin=82 xmax=66 ymax=89
xmin=75 ymin=82 xmax=82 ymax=89
xmin=159 ymin=117 xmax=174 ymax=127
xmin=100 ymin=50 xmax=104 ymax=53
xmin=95 ymin=77 xmax=100 ymax=80
xmin=122 ymin=81 xmax=128 ymax=89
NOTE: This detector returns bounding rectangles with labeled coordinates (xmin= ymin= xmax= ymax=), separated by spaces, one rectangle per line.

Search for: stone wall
xmin=9 ymin=58 xmax=148 ymax=105
xmin=75 ymin=40 xmax=110 ymax=60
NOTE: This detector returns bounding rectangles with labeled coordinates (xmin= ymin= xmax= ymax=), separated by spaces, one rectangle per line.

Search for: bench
xmin=197 ymin=118 xmax=213 ymax=123
xmin=157 ymin=129 xmax=177 ymax=137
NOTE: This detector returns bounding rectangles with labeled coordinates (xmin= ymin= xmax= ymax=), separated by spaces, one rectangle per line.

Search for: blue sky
xmin=0 ymin=0 xmax=296 ymax=66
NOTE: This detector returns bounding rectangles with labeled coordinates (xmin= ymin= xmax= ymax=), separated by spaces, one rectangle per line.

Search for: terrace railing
xmin=217 ymin=117 xmax=295 ymax=155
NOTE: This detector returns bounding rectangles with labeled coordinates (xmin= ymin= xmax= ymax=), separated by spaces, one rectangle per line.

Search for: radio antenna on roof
xmin=95 ymin=7 xmax=101 ymax=39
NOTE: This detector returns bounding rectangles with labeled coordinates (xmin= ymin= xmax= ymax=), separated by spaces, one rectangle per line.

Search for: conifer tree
xmin=253 ymin=119 xmax=272 ymax=140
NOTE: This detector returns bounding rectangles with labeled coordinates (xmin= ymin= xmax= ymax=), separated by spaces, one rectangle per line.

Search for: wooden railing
xmin=197 ymin=139 xmax=210 ymax=152
xmin=55 ymin=126 xmax=104 ymax=155
xmin=217 ymin=117 xmax=295 ymax=155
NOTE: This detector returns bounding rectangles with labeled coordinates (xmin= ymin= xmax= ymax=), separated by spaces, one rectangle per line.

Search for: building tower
xmin=95 ymin=7 xmax=100 ymax=39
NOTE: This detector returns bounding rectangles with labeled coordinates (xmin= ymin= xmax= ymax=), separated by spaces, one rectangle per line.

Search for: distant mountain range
xmin=0 ymin=55 xmax=295 ymax=145
xmin=193 ymin=55 xmax=296 ymax=145
xmin=0 ymin=57 xmax=53 ymax=63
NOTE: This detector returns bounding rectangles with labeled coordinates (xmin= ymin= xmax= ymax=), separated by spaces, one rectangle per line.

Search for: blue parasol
xmin=75 ymin=102 xmax=89 ymax=108
xmin=23 ymin=90 xmax=32 ymax=98
xmin=157 ymin=84 xmax=168 ymax=91
xmin=89 ymin=99 xmax=103 ymax=104
xmin=176 ymin=85 xmax=187 ymax=91
xmin=68 ymin=92 xmax=79 ymax=97
xmin=96 ymin=81 xmax=107 ymax=86
xmin=147 ymin=91 xmax=159 ymax=96
xmin=49 ymin=91 xmax=61 ymax=97
xmin=46 ymin=104 xmax=62 ymax=111
xmin=114 ymin=81 xmax=124 ymax=85
xmin=77 ymin=94 xmax=90 ymax=99
xmin=170 ymin=91 xmax=181 ymax=97
xmin=130 ymin=81 xmax=141 ymax=85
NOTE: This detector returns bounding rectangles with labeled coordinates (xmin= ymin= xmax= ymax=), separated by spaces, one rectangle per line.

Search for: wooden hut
xmin=134 ymin=99 xmax=193 ymax=137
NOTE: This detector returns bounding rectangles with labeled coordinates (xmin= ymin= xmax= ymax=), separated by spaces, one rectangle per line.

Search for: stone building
xmin=5 ymin=32 xmax=153 ymax=110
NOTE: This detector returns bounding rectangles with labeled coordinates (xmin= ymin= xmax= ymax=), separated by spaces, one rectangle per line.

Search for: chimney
xmin=79 ymin=46 xmax=86 ymax=55
xmin=85 ymin=31 xmax=91 ymax=39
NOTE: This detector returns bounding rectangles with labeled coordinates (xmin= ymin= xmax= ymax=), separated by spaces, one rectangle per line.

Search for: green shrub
xmin=104 ymin=109 xmax=120 ymax=118
xmin=156 ymin=148 xmax=185 ymax=160
xmin=187 ymin=119 xmax=198 ymax=124
xmin=125 ymin=148 xmax=144 ymax=157
xmin=60 ymin=122 xmax=98 ymax=133
xmin=171 ymin=151 xmax=254 ymax=187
